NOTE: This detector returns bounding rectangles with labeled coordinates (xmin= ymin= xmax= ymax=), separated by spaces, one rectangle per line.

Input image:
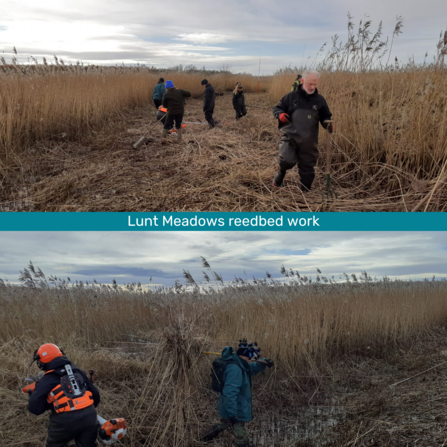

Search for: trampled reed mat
xmin=1 ymin=71 xmax=446 ymax=212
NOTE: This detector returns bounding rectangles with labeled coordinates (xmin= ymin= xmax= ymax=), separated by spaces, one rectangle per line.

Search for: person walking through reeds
xmin=272 ymin=70 xmax=333 ymax=192
xmin=201 ymin=79 xmax=216 ymax=128
xmin=152 ymin=78 xmax=165 ymax=109
xmin=233 ymin=82 xmax=247 ymax=120
xmin=202 ymin=340 xmax=273 ymax=447
xmin=291 ymin=74 xmax=302 ymax=92
xmin=161 ymin=80 xmax=191 ymax=141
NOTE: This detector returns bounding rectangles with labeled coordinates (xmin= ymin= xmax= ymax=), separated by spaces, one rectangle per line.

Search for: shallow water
xmin=250 ymin=404 xmax=345 ymax=446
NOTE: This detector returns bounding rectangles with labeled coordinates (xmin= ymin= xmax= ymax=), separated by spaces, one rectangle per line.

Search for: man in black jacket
xmin=162 ymin=80 xmax=191 ymax=141
xmin=27 ymin=343 xmax=100 ymax=447
xmin=201 ymin=79 xmax=216 ymax=128
xmin=272 ymin=70 xmax=333 ymax=191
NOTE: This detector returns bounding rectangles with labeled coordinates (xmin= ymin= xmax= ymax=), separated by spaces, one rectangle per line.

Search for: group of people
xmin=26 ymin=341 xmax=273 ymax=447
xmin=152 ymin=70 xmax=333 ymax=193
xmin=152 ymin=77 xmax=248 ymax=138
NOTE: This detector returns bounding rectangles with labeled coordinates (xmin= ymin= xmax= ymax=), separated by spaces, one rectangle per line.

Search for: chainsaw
xmin=23 ymin=370 xmax=127 ymax=445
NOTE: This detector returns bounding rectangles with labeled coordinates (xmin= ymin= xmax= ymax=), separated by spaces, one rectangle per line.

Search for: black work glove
xmin=263 ymin=359 xmax=274 ymax=368
xmin=229 ymin=417 xmax=238 ymax=425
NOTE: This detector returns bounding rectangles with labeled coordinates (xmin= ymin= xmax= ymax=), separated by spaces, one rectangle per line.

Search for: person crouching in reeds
xmin=233 ymin=83 xmax=247 ymax=120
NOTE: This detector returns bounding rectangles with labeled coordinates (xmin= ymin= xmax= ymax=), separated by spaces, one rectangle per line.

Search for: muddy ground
xmin=247 ymin=328 xmax=447 ymax=446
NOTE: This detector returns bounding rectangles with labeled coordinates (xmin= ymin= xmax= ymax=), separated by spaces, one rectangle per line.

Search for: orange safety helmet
xmin=31 ymin=343 xmax=65 ymax=368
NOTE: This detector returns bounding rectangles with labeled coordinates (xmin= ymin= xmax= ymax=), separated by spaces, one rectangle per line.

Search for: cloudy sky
xmin=0 ymin=232 xmax=446 ymax=287
xmin=0 ymin=0 xmax=445 ymax=73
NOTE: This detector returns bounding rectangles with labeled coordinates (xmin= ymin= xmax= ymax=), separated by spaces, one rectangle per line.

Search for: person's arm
xmin=221 ymin=364 xmax=242 ymax=420
xmin=28 ymin=376 xmax=53 ymax=415
xmin=248 ymin=361 xmax=267 ymax=376
xmin=162 ymin=92 xmax=168 ymax=108
xmin=319 ymin=99 xmax=332 ymax=128
xmin=181 ymin=89 xmax=191 ymax=98
xmin=204 ymin=88 xmax=211 ymax=111
xmin=272 ymin=94 xmax=290 ymax=119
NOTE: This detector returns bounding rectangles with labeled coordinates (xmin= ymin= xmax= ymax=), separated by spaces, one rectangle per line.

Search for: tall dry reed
xmin=0 ymin=57 xmax=271 ymax=164
xmin=2 ymin=264 xmax=447 ymax=445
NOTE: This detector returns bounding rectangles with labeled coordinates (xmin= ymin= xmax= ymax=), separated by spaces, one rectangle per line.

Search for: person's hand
xmin=279 ymin=113 xmax=290 ymax=123
xmin=326 ymin=122 xmax=334 ymax=133
xmin=263 ymin=359 xmax=274 ymax=368
xmin=229 ymin=417 xmax=238 ymax=425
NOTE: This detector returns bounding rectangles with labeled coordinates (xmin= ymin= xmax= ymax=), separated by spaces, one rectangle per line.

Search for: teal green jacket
xmin=218 ymin=347 xmax=266 ymax=422
xmin=152 ymin=82 xmax=165 ymax=100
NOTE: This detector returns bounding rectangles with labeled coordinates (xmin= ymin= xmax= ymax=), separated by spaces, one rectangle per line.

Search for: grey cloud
xmin=0 ymin=232 xmax=446 ymax=287
xmin=2 ymin=0 xmax=444 ymax=72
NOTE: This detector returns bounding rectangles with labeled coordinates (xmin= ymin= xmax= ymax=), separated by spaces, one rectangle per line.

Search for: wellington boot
xmin=201 ymin=424 xmax=221 ymax=443
xmin=161 ymin=128 xmax=169 ymax=140
xmin=273 ymin=170 xmax=286 ymax=187
xmin=177 ymin=128 xmax=183 ymax=141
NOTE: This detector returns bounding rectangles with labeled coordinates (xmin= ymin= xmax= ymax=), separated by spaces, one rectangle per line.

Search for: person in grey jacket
xmin=152 ymin=78 xmax=165 ymax=109
xmin=272 ymin=70 xmax=333 ymax=192
xmin=202 ymin=341 xmax=274 ymax=447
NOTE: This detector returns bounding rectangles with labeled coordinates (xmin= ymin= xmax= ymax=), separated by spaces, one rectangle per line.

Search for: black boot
xmin=201 ymin=424 xmax=221 ymax=443
xmin=273 ymin=170 xmax=286 ymax=187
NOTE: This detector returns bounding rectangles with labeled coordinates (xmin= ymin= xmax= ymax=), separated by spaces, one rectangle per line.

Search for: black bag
xmin=211 ymin=357 xmax=236 ymax=393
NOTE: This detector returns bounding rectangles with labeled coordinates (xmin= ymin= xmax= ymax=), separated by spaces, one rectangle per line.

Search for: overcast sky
xmin=0 ymin=232 xmax=446 ymax=287
xmin=0 ymin=0 xmax=445 ymax=73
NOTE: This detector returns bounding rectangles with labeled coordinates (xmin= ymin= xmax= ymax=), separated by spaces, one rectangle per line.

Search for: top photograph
xmin=0 ymin=0 xmax=446 ymax=212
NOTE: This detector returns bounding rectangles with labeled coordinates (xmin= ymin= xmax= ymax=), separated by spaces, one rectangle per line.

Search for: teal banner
xmin=0 ymin=213 xmax=446 ymax=231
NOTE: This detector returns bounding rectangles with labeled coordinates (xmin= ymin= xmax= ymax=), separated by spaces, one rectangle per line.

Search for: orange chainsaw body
xmin=99 ymin=418 xmax=128 ymax=440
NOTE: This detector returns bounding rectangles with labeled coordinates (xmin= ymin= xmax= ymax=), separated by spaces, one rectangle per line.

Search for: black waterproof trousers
xmin=278 ymin=134 xmax=319 ymax=190
xmin=235 ymin=106 xmax=247 ymax=120
xmin=277 ymin=109 xmax=320 ymax=190
xmin=153 ymin=99 xmax=162 ymax=109
xmin=46 ymin=406 xmax=98 ymax=447
xmin=205 ymin=108 xmax=215 ymax=128
xmin=164 ymin=113 xmax=183 ymax=130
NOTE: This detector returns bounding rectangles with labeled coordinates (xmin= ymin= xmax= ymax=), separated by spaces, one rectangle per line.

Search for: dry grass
xmin=1 ymin=19 xmax=446 ymax=212
xmin=0 ymin=58 xmax=271 ymax=166
xmin=1 ymin=86 xmax=446 ymax=212
xmin=2 ymin=265 xmax=447 ymax=445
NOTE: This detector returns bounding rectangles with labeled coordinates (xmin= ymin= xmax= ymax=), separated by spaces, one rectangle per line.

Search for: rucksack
xmin=211 ymin=357 xmax=236 ymax=393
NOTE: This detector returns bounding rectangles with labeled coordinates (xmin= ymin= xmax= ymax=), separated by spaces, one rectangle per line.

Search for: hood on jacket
xmin=43 ymin=356 xmax=71 ymax=372
xmin=221 ymin=346 xmax=249 ymax=371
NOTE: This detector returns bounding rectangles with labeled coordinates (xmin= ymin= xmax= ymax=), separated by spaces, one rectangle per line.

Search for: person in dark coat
xmin=272 ymin=70 xmax=333 ymax=192
xmin=201 ymin=341 xmax=273 ymax=447
xmin=152 ymin=78 xmax=165 ymax=109
xmin=161 ymin=80 xmax=191 ymax=141
xmin=27 ymin=343 xmax=100 ymax=447
xmin=201 ymin=79 xmax=216 ymax=128
xmin=291 ymin=74 xmax=302 ymax=92
xmin=232 ymin=83 xmax=247 ymax=120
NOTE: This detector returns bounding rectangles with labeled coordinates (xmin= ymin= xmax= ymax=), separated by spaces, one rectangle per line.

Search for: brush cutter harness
xmin=46 ymin=364 xmax=94 ymax=413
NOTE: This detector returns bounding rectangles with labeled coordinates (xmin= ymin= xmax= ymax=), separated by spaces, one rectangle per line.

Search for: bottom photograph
xmin=1 ymin=231 xmax=446 ymax=447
